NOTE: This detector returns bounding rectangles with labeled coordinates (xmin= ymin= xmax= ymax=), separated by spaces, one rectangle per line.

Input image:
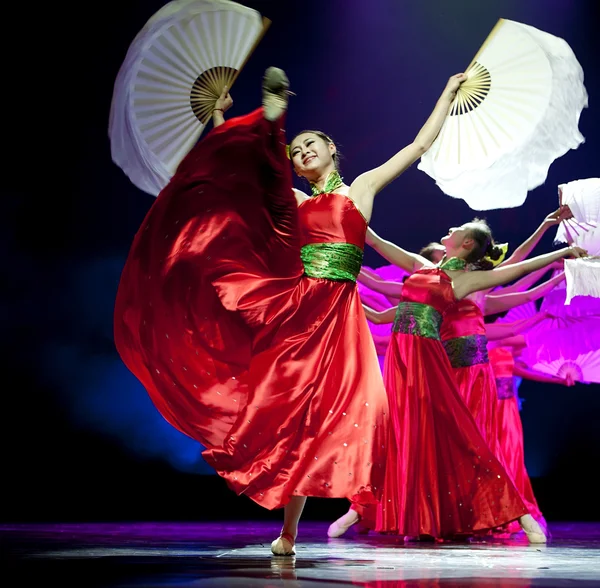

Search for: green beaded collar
xmin=439 ymin=257 xmax=467 ymax=271
xmin=310 ymin=170 xmax=344 ymax=196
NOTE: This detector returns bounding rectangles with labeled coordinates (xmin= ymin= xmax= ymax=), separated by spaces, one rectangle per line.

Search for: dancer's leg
xmin=271 ymin=496 xmax=307 ymax=555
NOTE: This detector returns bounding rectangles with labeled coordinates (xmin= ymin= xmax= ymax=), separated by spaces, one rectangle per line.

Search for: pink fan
xmin=497 ymin=300 xmax=537 ymax=324
xmin=541 ymin=280 xmax=600 ymax=318
xmin=554 ymin=178 xmax=600 ymax=246
xmin=357 ymin=266 xmax=395 ymax=312
xmin=358 ymin=265 xmax=398 ymax=356
xmin=373 ymin=264 xmax=409 ymax=282
xmin=496 ymin=294 xmax=600 ymax=383
xmin=520 ymin=316 xmax=600 ymax=384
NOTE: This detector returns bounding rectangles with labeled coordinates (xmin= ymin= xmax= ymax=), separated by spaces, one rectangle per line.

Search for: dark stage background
xmin=3 ymin=0 xmax=599 ymax=523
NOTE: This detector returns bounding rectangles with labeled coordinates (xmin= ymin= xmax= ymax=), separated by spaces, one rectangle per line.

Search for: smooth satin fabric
xmin=489 ymin=347 xmax=542 ymax=519
xmin=441 ymin=300 xmax=501 ymax=462
xmin=375 ymin=269 xmax=527 ymax=537
xmin=114 ymin=108 xmax=388 ymax=510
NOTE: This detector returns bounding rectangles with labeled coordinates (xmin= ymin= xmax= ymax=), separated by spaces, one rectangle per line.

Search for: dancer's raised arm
xmin=348 ymin=73 xmax=466 ymax=218
xmin=363 ymin=304 xmax=396 ymax=325
xmin=483 ymin=272 xmax=565 ymax=315
xmin=366 ymin=228 xmax=433 ymax=273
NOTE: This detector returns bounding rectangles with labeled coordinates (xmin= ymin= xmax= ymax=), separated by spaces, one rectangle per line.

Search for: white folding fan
xmin=564 ymin=256 xmax=600 ymax=305
xmin=109 ymin=0 xmax=270 ymax=196
xmin=418 ymin=18 xmax=588 ymax=211
xmin=554 ymin=178 xmax=600 ymax=246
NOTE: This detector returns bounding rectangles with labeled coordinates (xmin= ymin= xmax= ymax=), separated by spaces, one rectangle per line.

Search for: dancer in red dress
xmin=328 ymin=219 xmax=586 ymax=542
xmin=114 ymin=67 xmax=468 ymax=555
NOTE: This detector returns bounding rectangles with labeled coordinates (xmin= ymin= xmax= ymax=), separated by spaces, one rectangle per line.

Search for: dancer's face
xmin=289 ymin=133 xmax=336 ymax=179
xmin=440 ymin=225 xmax=469 ymax=250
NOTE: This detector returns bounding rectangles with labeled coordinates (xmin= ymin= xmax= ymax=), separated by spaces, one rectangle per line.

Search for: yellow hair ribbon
xmin=285 ymin=144 xmax=291 ymax=159
xmin=484 ymin=242 xmax=509 ymax=267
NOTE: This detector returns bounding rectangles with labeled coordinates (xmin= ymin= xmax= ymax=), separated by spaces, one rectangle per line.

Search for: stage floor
xmin=3 ymin=521 xmax=600 ymax=587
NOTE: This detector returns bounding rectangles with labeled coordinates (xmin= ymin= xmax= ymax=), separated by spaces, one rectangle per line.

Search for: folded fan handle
xmin=465 ymin=18 xmax=505 ymax=73
xmin=201 ymin=17 xmax=272 ymax=125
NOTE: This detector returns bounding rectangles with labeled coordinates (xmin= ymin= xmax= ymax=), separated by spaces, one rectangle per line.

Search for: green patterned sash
xmin=442 ymin=334 xmax=489 ymax=368
xmin=301 ymin=242 xmax=363 ymax=282
xmin=392 ymin=302 xmax=442 ymax=340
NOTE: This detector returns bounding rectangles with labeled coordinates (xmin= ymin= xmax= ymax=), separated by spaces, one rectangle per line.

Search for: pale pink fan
xmin=496 ymin=300 xmax=537 ymax=324
xmin=357 ymin=265 xmax=400 ymax=353
xmin=541 ymin=279 xmax=600 ymax=318
xmin=520 ymin=315 xmax=600 ymax=384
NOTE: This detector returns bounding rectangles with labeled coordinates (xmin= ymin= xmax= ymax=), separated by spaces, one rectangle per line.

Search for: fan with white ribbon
xmin=554 ymin=178 xmax=600 ymax=245
xmin=564 ymin=255 xmax=600 ymax=305
xmin=109 ymin=0 xmax=270 ymax=196
xmin=418 ymin=18 xmax=588 ymax=211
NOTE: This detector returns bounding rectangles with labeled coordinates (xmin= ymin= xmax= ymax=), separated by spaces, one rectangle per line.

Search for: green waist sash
xmin=442 ymin=334 xmax=489 ymax=368
xmin=392 ymin=302 xmax=442 ymax=340
xmin=301 ymin=242 xmax=363 ymax=282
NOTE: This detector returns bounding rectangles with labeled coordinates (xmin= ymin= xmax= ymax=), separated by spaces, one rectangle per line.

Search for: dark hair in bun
xmin=464 ymin=218 xmax=501 ymax=271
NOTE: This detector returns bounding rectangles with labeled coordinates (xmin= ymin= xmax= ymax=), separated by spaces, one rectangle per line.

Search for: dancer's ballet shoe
xmin=519 ymin=514 xmax=548 ymax=544
xmin=327 ymin=510 xmax=360 ymax=538
xmin=271 ymin=531 xmax=296 ymax=556
xmin=262 ymin=66 xmax=292 ymax=121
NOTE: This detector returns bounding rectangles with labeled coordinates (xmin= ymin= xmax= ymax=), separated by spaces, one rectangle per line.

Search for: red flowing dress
xmin=376 ymin=265 xmax=528 ymax=537
xmin=489 ymin=347 xmax=543 ymax=520
xmin=113 ymin=108 xmax=388 ymax=510
xmin=441 ymin=299 xmax=502 ymax=460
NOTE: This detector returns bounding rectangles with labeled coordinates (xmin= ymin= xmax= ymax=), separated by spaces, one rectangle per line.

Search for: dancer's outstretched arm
xmin=451 ymin=247 xmax=587 ymax=300
xmin=348 ymin=73 xmax=466 ymax=220
xmin=483 ymin=272 xmax=565 ymax=315
xmin=485 ymin=312 xmax=547 ymax=340
xmin=500 ymin=207 xmax=572 ymax=267
xmin=366 ymin=228 xmax=433 ymax=273
xmin=363 ymin=304 xmax=396 ymax=325
xmin=514 ymin=362 xmax=574 ymax=386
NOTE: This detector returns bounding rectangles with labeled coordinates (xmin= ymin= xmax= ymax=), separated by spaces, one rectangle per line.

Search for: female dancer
xmin=328 ymin=219 xmax=586 ymax=542
xmin=113 ymin=67 xmax=467 ymax=555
